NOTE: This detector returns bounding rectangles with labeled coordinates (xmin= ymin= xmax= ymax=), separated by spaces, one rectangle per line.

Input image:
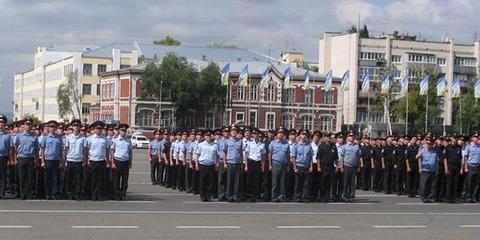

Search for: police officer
xmin=40 ymin=120 xmax=64 ymax=200
xmin=189 ymin=130 xmax=202 ymax=194
xmin=317 ymin=132 xmax=338 ymax=202
xmin=286 ymin=129 xmax=297 ymax=201
xmin=163 ymin=130 xmax=174 ymax=188
xmin=291 ymin=129 xmax=313 ymax=202
xmin=395 ymin=136 xmax=407 ymax=195
xmin=417 ymin=137 xmax=439 ymax=203
xmin=85 ymin=121 xmax=110 ymax=201
xmin=244 ymin=128 xmax=265 ymax=202
xmin=333 ymin=132 xmax=344 ymax=201
xmin=148 ymin=130 xmax=162 ymax=185
xmin=406 ymin=136 xmax=419 ymax=198
xmin=14 ymin=117 xmax=39 ymax=200
xmin=309 ymin=131 xmax=321 ymax=200
xmin=110 ymin=124 xmax=133 ymax=201
xmin=339 ymin=131 xmax=362 ymax=202
xmin=268 ymin=127 xmax=290 ymax=202
xmin=0 ymin=115 xmax=13 ymax=199
xmin=261 ymin=129 xmax=275 ymax=202
xmin=444 ymin=135 xmax=462 ymax=203
xmin=224 ymin=124 xmax=243 ymax=202
xmin=216 ymin=126 xmax=229 ymax=201
xmin=382 ymin=136 xmax=395 ymax=194
xmin=464 ymin=132 xmax=480 ymax=203
xmin=64 ymin=119 xmax=86 ymax=200
xmin=195 ymin=130 xmax=219 ymax=202
xmin=360 ymin=136 xmax=373 ymax=191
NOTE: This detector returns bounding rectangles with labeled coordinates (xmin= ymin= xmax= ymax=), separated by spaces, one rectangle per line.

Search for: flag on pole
xmin=419 ymin=74 xmax=429 ymax=96
xmin=380 ymin=73 xmax=391 ymax=95
xmin=324 ymin=70 xmax=333 ymax=92
xmin=340 ymin=70 xmax=350 ymax=91
xmin=283 ymin=66 xmax=292 ymax=89
xmin=220 ymin=63 xmax=230 ymax=86
xmin=436 ymin=75 xmax=447 ymax=97
xmin=361 ymin=72 xmax=370 ymax=94
xmin=238 ymin=64 xmax=249 ymax=87
xmin=475 ymin=79 xmax=480 ymax=99
xmin=400 ymin=74 xmax=409 ymax=97
xmin=303 ymin=70 xmax=310 ymax=90
xmin=451 ymin=76 xmax=461 ymax=98
xmin=260 ymin=65 xmax=271 ymax=89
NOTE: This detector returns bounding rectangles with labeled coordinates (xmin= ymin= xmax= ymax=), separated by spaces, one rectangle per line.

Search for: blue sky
xmin=1 ymin=0 xmax=479 ymax=118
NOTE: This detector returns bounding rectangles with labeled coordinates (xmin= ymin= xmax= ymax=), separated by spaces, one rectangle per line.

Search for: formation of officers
xmin=149 ymin=124 xmax=480 ymax=204
xmin=0 ymin=115 xmax=133 ymax=201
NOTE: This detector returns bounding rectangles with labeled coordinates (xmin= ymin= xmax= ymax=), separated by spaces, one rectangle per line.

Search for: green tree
xmin=153 ymin=36 xmax=181 ymax=46
xmin=310 ymin=65 xmax=319 ymax=73
xmin=56 ymin=70 xmax=82 ymax=119
xmin=198 ymin=62 xmax=226 ymax=113
xmin=207 ymin=43 xmax=239 ymax=49
xmin=22 ymin=114 xmax=41 ymax=125
xmin=452 ymin=80 xmax=480 ymax=134
xmin=347 ymin=25 xmax=358 ymax=33
xmin=346 ymin=24 xmax=369 ymax=38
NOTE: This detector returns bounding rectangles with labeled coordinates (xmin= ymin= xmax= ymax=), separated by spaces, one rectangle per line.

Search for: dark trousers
xmin=83 ymin=166 xmax=92 ymax=199
xmin=384 ymin=164 xmax=394 ymax=194
xmin=217 ymin=163 xmax=227 ymax=200
xmin=44 ymin=160 xmax=60 ymax=197
xmin=395 ymin=167 xmax=406 ymax=195
xmin=0 ymin=157 xmax=7 ymax=197
xmin=294 ymin=166 xmax=310 ymax=200
xmin=199 ymin=164 xmax=215 ymax=200
xmin=158 ymin=159 xmax=165 ymax=184
xmin=150 ymin=156 xmax=160 ymax=184
xmin=286 ymin=163 xmax=295 ymax=200
xmin=361 ymin=164 xmax=372 ymax=191
xmin=90 ymin=160 xmax=106 ymax=199
xmin=18 ymin=157 xmax=33 ymax=199
xmin=176 ymin=161 xmax=185 ymax=191
xmin=445 ymin=167 xmax=460 ymax=202
xmin=420 ymin=171 xmax=435 ymax=201
xmin=261 ymin=161 xmax=272 ymax=201
xmin=372 ymin=164 xmax=383 ymax=192
xmin=467 ymin=166 xmax=480 ymax=201
xmin=319 ymin=169 xmax=335 ymax=201
xmin=34 ymin=164 xmax=44 ymax=198
xmin=407 ymin=169 xmax=419 ymax=197
xmin=226 ymin=163 xmax=241 ymax=201
xmin=332 ymin=170 xmax=343 ymax=201
xmin=113 ymin=160 xmax=130 ymax=198
xmin=185 ymin=161 xmax=193 ymax=192
xmin=66 ymin=161 xmax=83 ymax=198
xmin=343 ymin=166 xmax=357 ymax=200
xmin=104 ymin=167 xmax=114 ymax=199
xmin=239 ymin=164 xmax=247 ymax=200
xmin=7 ymin=164 xmax=18 ymax=194
xmin=166 ymin=164 xmax=176 ymax=188
xmin=191 ymin=167 xmax=199 ymax=194
xmin=309 ymin=164 xmax=321 ymax=200
xmin=271 ymin=164 xmax=287 ymax=201
xmin=247 ymin=160 xmax=262 ymax=199
xmin=432 ymin=171 xmax=445 ymax=201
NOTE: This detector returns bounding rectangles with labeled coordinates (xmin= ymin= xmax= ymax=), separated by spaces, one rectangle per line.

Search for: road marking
xmin=183 ymin=201 xmax=229 ymax=204
xmin=396 ymin=203 xmax=439 ymax=206
xmin=0 ymin=226 xmax=32 ymax=228
xmin=373 ymin=225 xmax=427 ymax=229
xmin=176 ymin=226 xmax=241 ymax=229
xmin=105 ymin=200 xmax=155 ymax=203
xmin=326 ymin=202 xmax=372 ymax=205
xmin=71 ymin=226 xmax=139 ymax=229
xmin=130 ymin=193 xmax=190 ymax=196
xmin=277 ymin=226 xmax=341 ymax=229
xmin=460 ymin=225 xmax=480 ymax=228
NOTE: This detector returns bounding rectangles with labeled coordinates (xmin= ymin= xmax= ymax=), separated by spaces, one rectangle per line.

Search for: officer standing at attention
xmin=444 ymin=135 xmax=462 ymax=203
xmin=339 ymin=130 xmax=362 ymax=202
xmin=0 ymin=115 xmax=13 ymax=199
xmin=14 ymin=117 xmax=39 ymax=200
xmin=244 ymin=128 xmax=265 ymax=202
xmin=85 ymin=121 xmax=110 ymax=201
xmin=360 ymin=137 xmax=373 ymax=191
xmin=417 ymin=137 xmax=439 ymax=203
xmin=382 ymin=136 xmax=395 ymax=194
xmin=268 ymin=127 xmax=290 ymax=202
xmin=216 ymin=127 xmax=229 ymax=201
xmin=291 ymin=129 xmax=313 ymax=202
xmin=148 ymin=130 xmax=162 ymax=185
xmin=317 ymin=132 xmax=338 ymax=202
xmin=64 ymin=119 xmax=86 ymax=200
xmin=40 ymin=120 xmax=64 ymax=200
xmin=110 ymin=124 xmax=132 ymax=200
xmin=195 ymin=130 xmax=219 ymax=202
xmin=464 ymin=132 xmax=480 ymax=203
xmin=224 ymin=124 xmax=243 ymax=202
xmin=309 ymin=131 xmax=321 ymax=201
xmin=406 ymin=136 xmax=419 ymax=198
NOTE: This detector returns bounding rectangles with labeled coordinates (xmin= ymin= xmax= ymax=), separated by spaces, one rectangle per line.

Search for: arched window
xmin=139 ymin=109 xmax=154 ymax=127
xmin=282 ymin=114 xmax=294 ymax=129
xmin=319 ymin=115 xmax=332 ymax=132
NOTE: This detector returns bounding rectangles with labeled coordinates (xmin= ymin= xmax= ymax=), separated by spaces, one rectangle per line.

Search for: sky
xmin=1 ymin=0 xmax=479 ymax=118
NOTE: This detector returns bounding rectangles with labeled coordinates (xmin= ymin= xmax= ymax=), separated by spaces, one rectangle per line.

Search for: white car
xmin=131 ymin=135 xmax=150 ymax=149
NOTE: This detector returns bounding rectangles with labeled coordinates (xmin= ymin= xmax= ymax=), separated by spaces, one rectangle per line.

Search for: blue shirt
xmin=466 ymin=144 xmax=480 ymax=167
xmin=0 ymin=131 xmax=12 ymax=157
xmin=40 ymin=134 xmax=63 ymax=161
xmin=188 ymin=141 xmax=199 ymax=162
xmin=195 ymin=141 xmax=219 ymax=165
xmin=111 ymin=136 xmax=132 ymax=162
xmin=14 ymin=132 xmax=39 ymax=158
xmin=64 ymin=134 xmax=86 ymax=162
xmin=268 ymin=139 xmax=290 ymax=166
xmin=216 ymin=138 xmax=227 ymax=161
xmin=245 ymin=140 xmax=265 ymax=161
xmin=85 ymin=135 xmax=110 ymax=161
xmin=291 ymin=141 xmax=312 ymax=167
xmin=149 ymin=140 xmax=163 ymax=156
xmin=225 ymin=138 xmax=243 ymax=164
xmin=421 ymin=149 xmax=439 ymax=172
xmin=340 ymin=142 xmax=361 ymax=167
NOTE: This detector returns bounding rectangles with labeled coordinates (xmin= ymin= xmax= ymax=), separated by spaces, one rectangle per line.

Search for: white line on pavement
xmin=373 ymin=225 xmax=427 ymax=229
xmin=396 ymin=203 xmax=439 ymax=206
xmin=105 ymin=201 xmax=155 ymax=203
xmin=0 ymin=226 xmax=32 ymax=228
xmin=276 ymin=226 xmax=341 ymax=229
xmin=129 ymin=193 xmax=190 ymax=196
xmin=176 ymin=226 xmax=241 ymax=229
xmin=71 ymin=226 xmax=139 ymax=229
xmin=459 ymin=225 xmax=480 ymax=228
xmin=326 ymin=202 xmax=372 ymax=205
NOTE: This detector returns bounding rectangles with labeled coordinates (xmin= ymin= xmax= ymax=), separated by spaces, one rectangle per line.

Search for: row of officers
xmin=0 ymin=115 xmax=133 ymax=200
xmin=149 ymin=124 xmax=480 ymax=204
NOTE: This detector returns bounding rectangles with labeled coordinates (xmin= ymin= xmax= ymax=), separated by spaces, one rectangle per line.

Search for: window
xmin=424 ymin=55 xmax=435 ymax=63
xmin=322 ymin=91 xmax=332 ymax=104
xmin=185 ymin=112 xmax=195 ymax=128
xmin=407 ymin=53 xmax=436 ymax=63
xmin=139 ymin=109 xmax=153 ymax=127
xmin=319 ymin=116 xmax=332 ymax=132
xmin=282 ymin=114 xmax=294 ymax=129
xmin=282 ymin=89 xmax=294 ymax=103
xmin=161 ymin=110 xmax=173 ymax=127
xmin=454 ymin=57 xmax=476 ymax=67
xmin=356 ymin=111 xmax=367 ymax=122
xmin=434 ymin=117 xmax=444 ymax=125
xmin=302 ymin=89 xmax=313 ymax=103
xmin=63 ymin=64 xmax=73 ymax=77
xmin=225 ymin=110 xmax=232 ymax=125
xmin=301 ymin=114 xmax=313 ymax=130
xmin=265 ymin=85 xmax=275 ymax=101
xmin=358 ymin=67 xmax=377 ymax=81
xmin=83 ymin=64 xmax=92 ymax=75
xmin=237 ymin=86 xmax=245 ymax=101
xmin=391 ymin=55 xmax=402 ymax=63
xmin=205 ymin=112 xmax=214 ymax=129
xmin=437 ymin=58 xmax=447 ymax=66
xmin=236 ymin=112 xmax=244 ymax=123
xmin=249 ymin=84 xmax=258 ymax=101
xmin=35 ymin=102 xmax=39 ymax=111
xmin=96 ymin=84 xmax=100 ymax=95
xmin=360 ymin=52 xmax=385 ymax=60
xmin=97 ymin=64 xmax=107 ymax=74
xmin=82 ymin=103 xmax=90 ymax=115
xmin=266 ymin=113 xmax=275 ymax=130
xmin=249 ymin=111 xmax=257 ymax=127
xmin=82 ymin=84 xmax=92 ymax=95
xmin=120 ymin=64 xmax=130 ymax=69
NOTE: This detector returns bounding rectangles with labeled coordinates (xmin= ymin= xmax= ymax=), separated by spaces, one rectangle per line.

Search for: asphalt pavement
xmin=0 ymin=149 xmax=479 ymax=240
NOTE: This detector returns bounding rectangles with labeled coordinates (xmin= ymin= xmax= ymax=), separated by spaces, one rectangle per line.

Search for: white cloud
xmin=386 ymin=0 xmax=442 ymax=24
xmin=334 ymin=0 xmax=380 ymax=25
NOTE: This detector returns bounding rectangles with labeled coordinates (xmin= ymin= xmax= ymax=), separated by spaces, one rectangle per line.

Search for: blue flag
xmin=340 ymin=70 xmax=350 ymax=91
xmin=436 ymin=75 xmax=447 ymax=97
xmin=401 ymin=74 xmax=409 ymax=97
xmin=220 ymin=63 xmax=230 ymax=86
xmin=361 ymin=72 xmax=370 ymax=94
xmin=451 ymin=76 xmax=461 ymax=98
xmin=283 ymin=67 xmax=292 ymax=89
xmin=475 ymin=79 xmax=480 ymax=99
xmin=324 ymin=70 xmax=333 ymax=92
xmin=419 ymin=74 xmax=429 ymax=96
xmin=260 ymin=65 xmax=271 ymax=89
xmin=381 ymin=73 xmax=390 ymax=95
xmin=303 ymin=70 xmax=310 ymax=90
xmin=238 ymin=64 xmax=249 ymax=87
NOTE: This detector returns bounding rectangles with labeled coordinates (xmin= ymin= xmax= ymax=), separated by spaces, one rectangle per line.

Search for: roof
xmin=46 ymin=44 xmax=101 ymax=52
xmin=82 ymin=43 xmax=134 ymax=58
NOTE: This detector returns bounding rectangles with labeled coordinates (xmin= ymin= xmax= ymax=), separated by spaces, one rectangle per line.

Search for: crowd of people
xmin=150 ymin=124 xmax=480 ymax=204
xmin=0 ymin=115 xmax=132 ymax=201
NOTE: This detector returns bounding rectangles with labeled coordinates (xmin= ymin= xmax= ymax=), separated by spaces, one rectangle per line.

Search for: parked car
xmin=131 ymin=135 xmax=150 ymax=149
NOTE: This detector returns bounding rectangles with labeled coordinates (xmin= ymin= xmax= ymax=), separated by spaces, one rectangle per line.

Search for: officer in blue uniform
xmin=85 ymin=121 xmax=110 ymax=201
xmin=225 ymin=124 xmax=243 ymax=202
xmin=195 ymin=130 xmax=219 ymax=202
xmin=244 ymin=128 xmax=265 ymax=202
xmin=14 ymin=117 xmax=39 ymax=200
xmin=291 ymin=129 xmax=313 ymax=202
xmin=64 ymin=119 xmax=87 ymax=200
xmin=339 ymin=130 xmax=362 ymax=202
xmin=268 ymin=127 xmax=290 ymax=202
xmin=464 ymin=132 xmax=480 ymax=203
xmin=417 ymin=137 xmax=440 ymax=203
xmin=40 ymin=120 xmax=64 ymax=200
xmin=0 ymin=115 xmax=13 ymax=199
xmin=110 ymin=124 xmax=132 ymax=200
xmin=149 ymin=130 xmax=162 ymax=185
xmin=216 ymin=126 xmax=229 ymax=201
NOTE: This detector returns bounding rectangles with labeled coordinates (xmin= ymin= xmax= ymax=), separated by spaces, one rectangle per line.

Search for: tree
xmin=153 ymin=36 xmax=181 ymax=46
xmin=198 ymin=62 xmax=226 ymax=113
xmin=452 ymin=80 xmax=480 ymax=134
xmin=207 ymin=43 xmax=239 ymax=49
xmin=310 ymin=65 xmax=319 ymax=73
xmin=56 ymin=70 xmax=82 ymax=120
xmin=347 ymin=25 xmax=358 ymax=33
xmin=346 ymin=24 xmax=369 ymax=38
xmin=22 ymin=114 xmax=41 ymax=125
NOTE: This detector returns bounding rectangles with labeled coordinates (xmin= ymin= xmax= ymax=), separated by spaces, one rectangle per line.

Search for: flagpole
xmin=460 ymin=96 xmax=463 ymax=134
xmin=367 ymin=91 xmax=370 ymax=135
xmin=248 ymin=81 xmax=251 ymax=126
xmin=425 ymin=91 xmax=428 ymax=133
xmin=405 ymin=91 xmax=409 ymax=135
xmin=224 ymin=84 xmax=229 ymax=126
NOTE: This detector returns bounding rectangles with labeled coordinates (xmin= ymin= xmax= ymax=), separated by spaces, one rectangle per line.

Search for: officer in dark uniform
xmin=0 ymin=115 xmax=13 ymax=199
xmin=444 ymin=135 xmax=462 ymax=203
xmin=371 ymin=138 xmax=384 ymax=192
xmin=317 ymin=132 xmax=338 ymax=202
xmin=261 ymin=129 xmax=275 ymax=201
xmin=163 ymin=130 xmax=174 ymax=188
xmin=360 ymin=136 xmax=373 ymax=191
xmin=395 ymin=136 xmax=407 ymax=195
xmin=406 ymin=136 xmax=419 ymax=197
xmin=382 ymin=136 xmax=395 ymax=194
xmin=333 ymin=132 xmax=344 ymax=201
xmin=309 ymin=131 xmax=322 ymax=201
xmin=286 ymin=129 xmax=297 ymax=201
xmin=432 ymin=137 xmax=446 ymax=202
